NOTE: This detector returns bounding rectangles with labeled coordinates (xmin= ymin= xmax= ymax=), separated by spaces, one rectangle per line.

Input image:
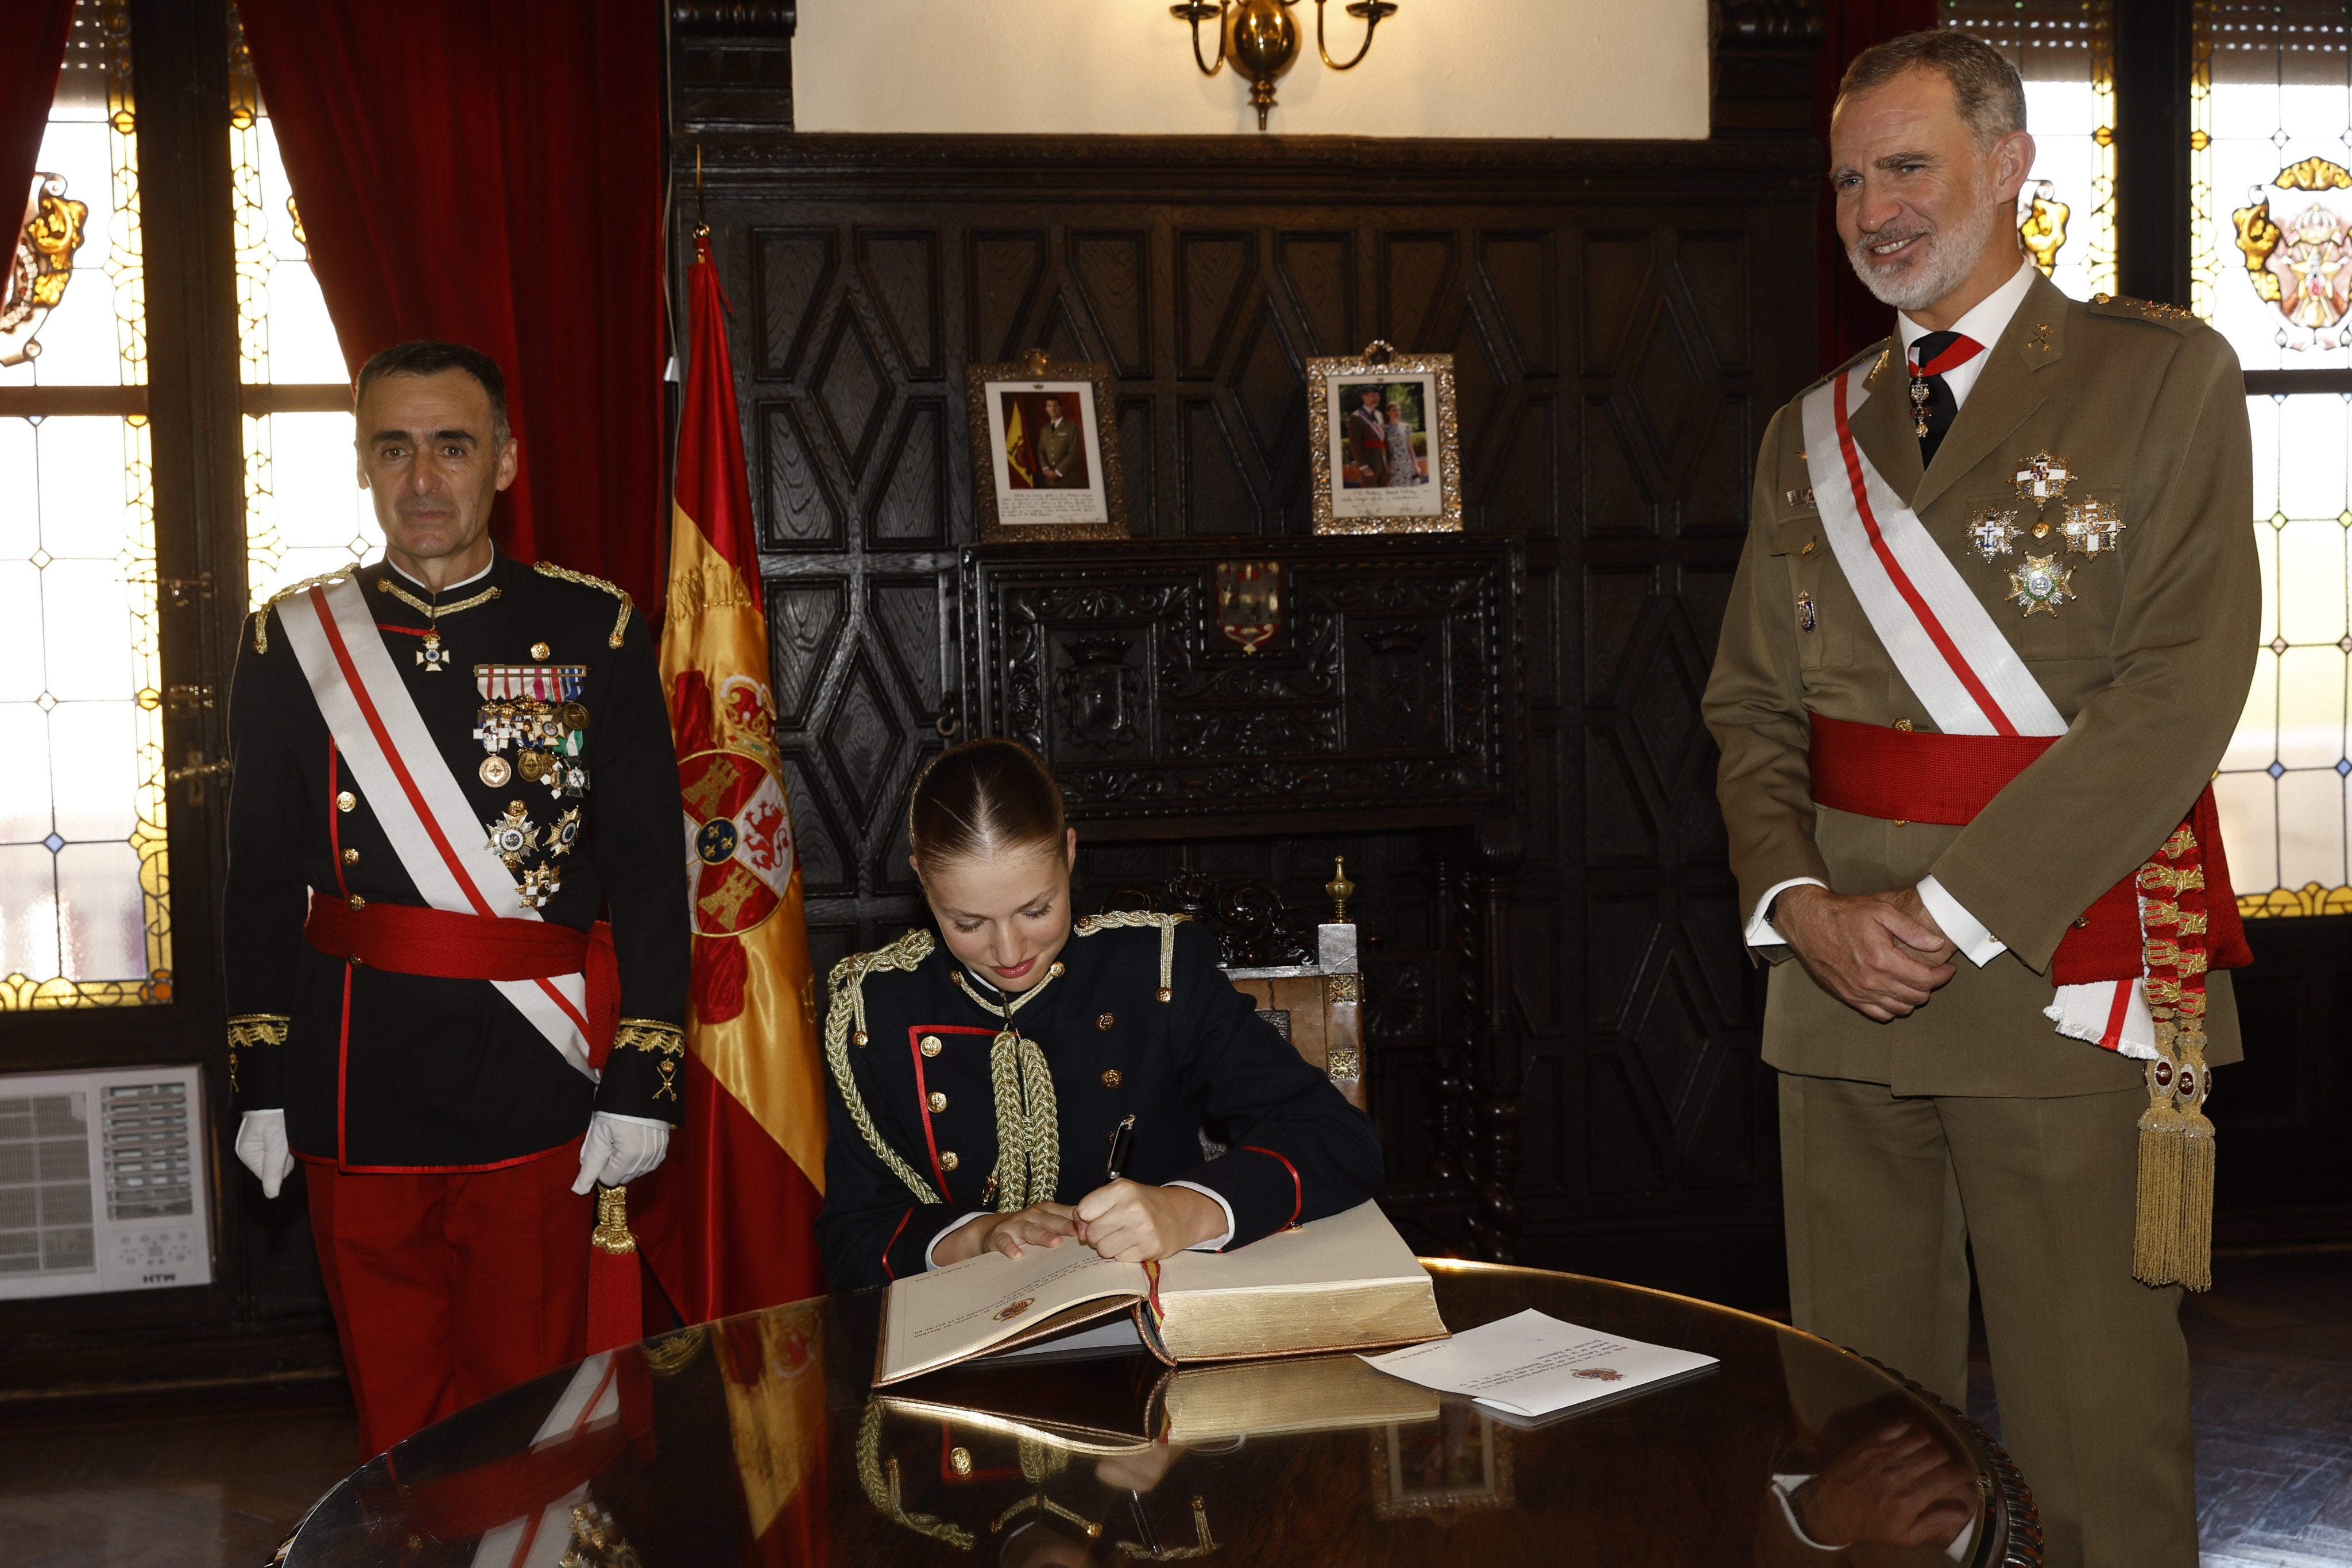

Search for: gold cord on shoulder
xmin=857 ymin=1402 xmax=975 ymax=1549
xmin=823 ymin=930 xmax=943 ymax=1204
xmin=251 ymin=570 xmax=353 ymax=653
xmin=1073 ymin=910 xmax=1188 ymax=1001
xmin=533 ymin=560 xmax=634 ymax=648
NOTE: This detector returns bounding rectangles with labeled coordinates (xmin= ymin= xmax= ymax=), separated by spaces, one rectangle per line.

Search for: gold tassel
xmin=2173 ymin=1023 xmax=2215 ymax=1292
xmin=2133 ymin=1049 xmax=2184 ymax=1286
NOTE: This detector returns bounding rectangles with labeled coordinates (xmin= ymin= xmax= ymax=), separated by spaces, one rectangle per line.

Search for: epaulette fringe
xmin=250 ymin=569 xmax=354 ymax=653
xmin=533 ymin=560 xmax=633 ymax=648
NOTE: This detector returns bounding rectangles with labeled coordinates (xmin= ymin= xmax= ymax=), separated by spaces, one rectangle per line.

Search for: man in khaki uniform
xmin=1035 ymin=394 xmax=1086 ymax=488
xmin=1702 ymin=32 xmax=2257 ymax=1568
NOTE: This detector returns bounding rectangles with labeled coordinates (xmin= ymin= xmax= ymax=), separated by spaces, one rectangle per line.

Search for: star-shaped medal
xmin=1967 ymin=507 xmax=2022 ymax=561
xmin=2060 ymin=496 xmax=2126 ymax=556
xmin=2007 ymin=553 xmax=2075 ymax=617
xmin=485 ymin=801 xmax=537 ymax=868
xmin=2013 ymin=450 xmax=2073 ymax=508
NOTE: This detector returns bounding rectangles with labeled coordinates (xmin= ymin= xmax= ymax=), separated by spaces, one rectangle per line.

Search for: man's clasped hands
xmin=1774 ymin=884 xmax=1958 ymax=1023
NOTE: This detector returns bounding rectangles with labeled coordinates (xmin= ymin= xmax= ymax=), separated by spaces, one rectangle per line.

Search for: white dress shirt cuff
xmin=1746 ymin=877 xmax=1828 ymax=947
xmin=1165 ymin=1180 xmax=1237 ymax=1251
xmin=924 ymin=1211 xmax=990 ymax=1270
xmin=1917 ymin=875 xmax=2006 ymax=965
xmin=1767 ymin=1476 xmax=1976 ymax=1562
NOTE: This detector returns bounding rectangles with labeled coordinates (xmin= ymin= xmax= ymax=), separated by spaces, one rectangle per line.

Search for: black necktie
xmin=1908 ymin=330 xmax=1980 ymax=467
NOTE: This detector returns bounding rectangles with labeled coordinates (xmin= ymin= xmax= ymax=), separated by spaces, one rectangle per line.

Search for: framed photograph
xmin=1369 ymin=1410 xmax=1516 ymax=1520
xmin=965 ymin=354 xmax=1128 ymax=542
xmin=1307 ymin=343 xmax=1461 ymax=534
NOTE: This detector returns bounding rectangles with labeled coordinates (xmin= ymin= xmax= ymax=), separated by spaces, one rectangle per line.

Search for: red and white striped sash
xmin=1800 ymin=361 xmax=2154 ymax=1058
xmin=277 ymin=576 xmax=597 ymax=1079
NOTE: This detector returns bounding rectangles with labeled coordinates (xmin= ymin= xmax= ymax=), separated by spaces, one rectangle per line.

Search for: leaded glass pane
xmin=228 ymin=6 xmax=377 ymax=609
xmin=2195 ymin=1 xmax=2352 ymax=367
xmin=0 ymin=1 xmax=169 ymax=1009
xmin=1944 ymin=1 xmax=2119 ymax=303
xmin=2191 ymin=4 xmax=2352 ymax=916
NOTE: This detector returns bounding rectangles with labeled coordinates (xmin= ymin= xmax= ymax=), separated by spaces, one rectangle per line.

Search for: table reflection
xmin=285 ymin=1262 xmax=2031 ymax=1567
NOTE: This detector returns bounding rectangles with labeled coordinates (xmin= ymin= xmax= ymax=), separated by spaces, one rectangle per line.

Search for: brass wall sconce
xmin=1171 ymin=0 xmax=1400 ymax=131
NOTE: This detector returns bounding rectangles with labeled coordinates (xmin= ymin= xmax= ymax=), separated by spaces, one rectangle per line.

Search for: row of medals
xmin=1974 ymin=450 xmax=2124 ymax=618
xmin=472 ymin=665 xmax=590 ymax=910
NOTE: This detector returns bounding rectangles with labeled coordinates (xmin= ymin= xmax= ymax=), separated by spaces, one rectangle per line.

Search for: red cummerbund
xmin=304 ymin=897 xmax=620 ymax=1059
xmin=307 ymin=895 xmax=594 ymax=979
xmin=1806 ymin=712 xmax=2251 ymax=983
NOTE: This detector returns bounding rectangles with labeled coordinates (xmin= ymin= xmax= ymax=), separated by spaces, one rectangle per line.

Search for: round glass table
xmin=278 ymin=1261 xmax=2038 ymax=1566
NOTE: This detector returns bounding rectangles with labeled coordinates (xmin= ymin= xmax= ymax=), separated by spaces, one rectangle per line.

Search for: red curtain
xmin=237 ymin=1 xmax=669 ymax=614
xmin=1816 ymin=0 xmax=1942 ymax=373
xmin=2 ymin=1 xmax=77 ymax=238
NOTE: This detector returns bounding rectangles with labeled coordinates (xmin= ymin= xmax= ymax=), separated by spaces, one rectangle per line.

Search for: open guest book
xmin=872 ymin=1199 xmax=1448 ymax=1387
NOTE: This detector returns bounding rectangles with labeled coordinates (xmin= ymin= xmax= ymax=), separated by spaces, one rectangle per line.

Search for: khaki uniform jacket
xmin=1702 ymin=272 xmax=2260 ymax=1097
xmin=1035 ymin=417 xmax=1085 ymax=487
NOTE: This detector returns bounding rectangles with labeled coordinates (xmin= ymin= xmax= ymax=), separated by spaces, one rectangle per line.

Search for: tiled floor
xmin=3 ymin=1250 xmax=2347 ymax=1566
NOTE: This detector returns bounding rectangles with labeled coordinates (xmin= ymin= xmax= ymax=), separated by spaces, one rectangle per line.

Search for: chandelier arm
xmin=1314 ymin=0 xmax=1390 ymax=71
xmin=1174 ymin=1 xmax=1229 ymax=78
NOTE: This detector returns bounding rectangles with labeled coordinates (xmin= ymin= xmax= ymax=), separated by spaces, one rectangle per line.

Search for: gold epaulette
xmin=1073 ymin=910 xmax=1189 ymax=1002
xmin=533 ymin=560 xmax=633 ymax=648
xmin=2088 ymin=293 xmax=2203 ymax=333
xmin=823 ymin=928 xmax=942 ymax=1204
xmin=250 ymin=570 xmax=354 ymax=653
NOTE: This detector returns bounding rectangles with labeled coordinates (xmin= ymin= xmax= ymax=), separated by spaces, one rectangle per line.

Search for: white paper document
xmin=1359 ymin=1308 xmax=1717 ymax=1418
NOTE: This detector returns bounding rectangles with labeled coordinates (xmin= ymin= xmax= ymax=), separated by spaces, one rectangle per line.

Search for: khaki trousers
xmin=1778 ymin=1074 xmax=2196 ymax=1568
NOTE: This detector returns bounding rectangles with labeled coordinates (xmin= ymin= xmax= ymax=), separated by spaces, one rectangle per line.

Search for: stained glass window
xmin=0 ymin=2 xmax=169 ymax=1008
xmin=2193 ymin=2 xmax=2352 ymax=916
xmin=227 ymin=7 xmax=376 ymax=609
xmin=1944 ymin=1 xmax=2119 ymax=303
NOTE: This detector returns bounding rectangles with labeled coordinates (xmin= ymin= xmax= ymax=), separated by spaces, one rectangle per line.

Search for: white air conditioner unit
xmin=0 ymin=1064 xmax=214 ymax=1300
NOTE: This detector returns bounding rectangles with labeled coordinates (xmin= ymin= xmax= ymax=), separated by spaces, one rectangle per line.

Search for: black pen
xmin=1105 ymin=1113 xmax=1136 ymax=1181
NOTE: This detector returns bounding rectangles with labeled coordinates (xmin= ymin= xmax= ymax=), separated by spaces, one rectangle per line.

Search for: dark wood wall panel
xmin=684 ymin=135 xmax=1817 ymax=1298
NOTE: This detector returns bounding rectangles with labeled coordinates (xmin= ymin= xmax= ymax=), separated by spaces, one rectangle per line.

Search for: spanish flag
xmin=632 ymin=231 xmax=827 ymax=1321
xmin=1005 ymin=398 xmax=1033 ymax=487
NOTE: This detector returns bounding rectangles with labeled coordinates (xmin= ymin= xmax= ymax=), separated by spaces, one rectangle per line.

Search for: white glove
xmin=235 ymin=1109 xmax=296 ymax=1199
xmin=572 ymin=1112 xmax=672 ymax=1194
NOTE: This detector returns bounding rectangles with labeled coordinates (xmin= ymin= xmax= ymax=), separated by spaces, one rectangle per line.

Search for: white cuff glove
xmin=572 ymin=1112 xmax=672 ymax=1194
xmin=234 ymin=1109 xmax=296 ymax=1199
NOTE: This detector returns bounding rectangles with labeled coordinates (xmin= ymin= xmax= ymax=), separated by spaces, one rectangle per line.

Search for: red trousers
xmin=304 ymin=1150 xmax=590 ymax=1458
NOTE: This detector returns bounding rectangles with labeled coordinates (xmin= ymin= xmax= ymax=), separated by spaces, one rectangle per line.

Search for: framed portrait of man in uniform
xmin=965 ymin=352 xmax=1129 ymax=542
xmin=1307 ymin=343 xmax=1461 ymax=533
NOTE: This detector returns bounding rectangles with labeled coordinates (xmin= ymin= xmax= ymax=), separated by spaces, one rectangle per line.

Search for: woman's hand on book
xmin=1075 ymin=1180 xmax=1225 ymax=1263
xmin=937 ymin=1202 xmax=1080 ymax=1265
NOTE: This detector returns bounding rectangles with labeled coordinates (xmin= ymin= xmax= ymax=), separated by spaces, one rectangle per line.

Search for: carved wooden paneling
xmin=685 ymin=134 xmax=1816 ymax=1294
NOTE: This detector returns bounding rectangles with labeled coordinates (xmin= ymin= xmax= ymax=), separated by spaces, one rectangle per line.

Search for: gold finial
xmin=591 ymin=1186 xmax=637 ymax=1255
xmin=1326 ymin=856 xmax=1355 ymax=923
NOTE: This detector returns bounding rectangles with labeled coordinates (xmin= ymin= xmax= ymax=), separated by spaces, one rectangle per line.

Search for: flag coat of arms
xmin=632 ymin=231 xmax=827 ymax=1319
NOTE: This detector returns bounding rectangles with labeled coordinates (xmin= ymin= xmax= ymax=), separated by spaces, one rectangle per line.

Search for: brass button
xmin=949 ymin=1446 xmax=973 ymax=1476
xmin=1156 ymin=987 xmax=1171 ymax=1003
xmin=530 ymin=641 xmax=551 ymax=659
xmin=1101 ymin=1069 xmax=1122 ymax=1088
xmin=920 ymin=1033 xmax=942 ymax=1057
xmin=1893 ymin=718 xmax=1915 ymax=732
xmin=336 ymin=790 xmax=356 ymax=812
xmin=927 ymin=1091 xmax=947 ymax=1113
xmin=1801 ymin=539 xmax=1816 ymax=555
xmin=2034 ymin=521 xmax=2051 ymax=538
xmin=1096 ymin=1012 xmax=1115 ymax=1031
xmin=853 ymin=1031 xmax=869 ymax=1048
xmin=939 ymin=1150 xmax=959 ymax=1172
xmin=1893 ymin=819 xmax=1907 ymax=827
xmin=341 ymin=847 xmax=359 ymax=865
xmin=347 ymin=894 xmax=366 ymax=911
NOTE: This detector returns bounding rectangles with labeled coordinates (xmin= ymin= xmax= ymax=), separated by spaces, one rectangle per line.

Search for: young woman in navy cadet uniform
xmin=815 ymin=739 xmax=1383 ymax=1290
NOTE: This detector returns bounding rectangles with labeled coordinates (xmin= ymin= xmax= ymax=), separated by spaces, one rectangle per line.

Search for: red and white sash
xmin=277 ymin=576 xmax=598 ymax=1080
xmin=1800 ymin=360 xmax=2156 ymax=1058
